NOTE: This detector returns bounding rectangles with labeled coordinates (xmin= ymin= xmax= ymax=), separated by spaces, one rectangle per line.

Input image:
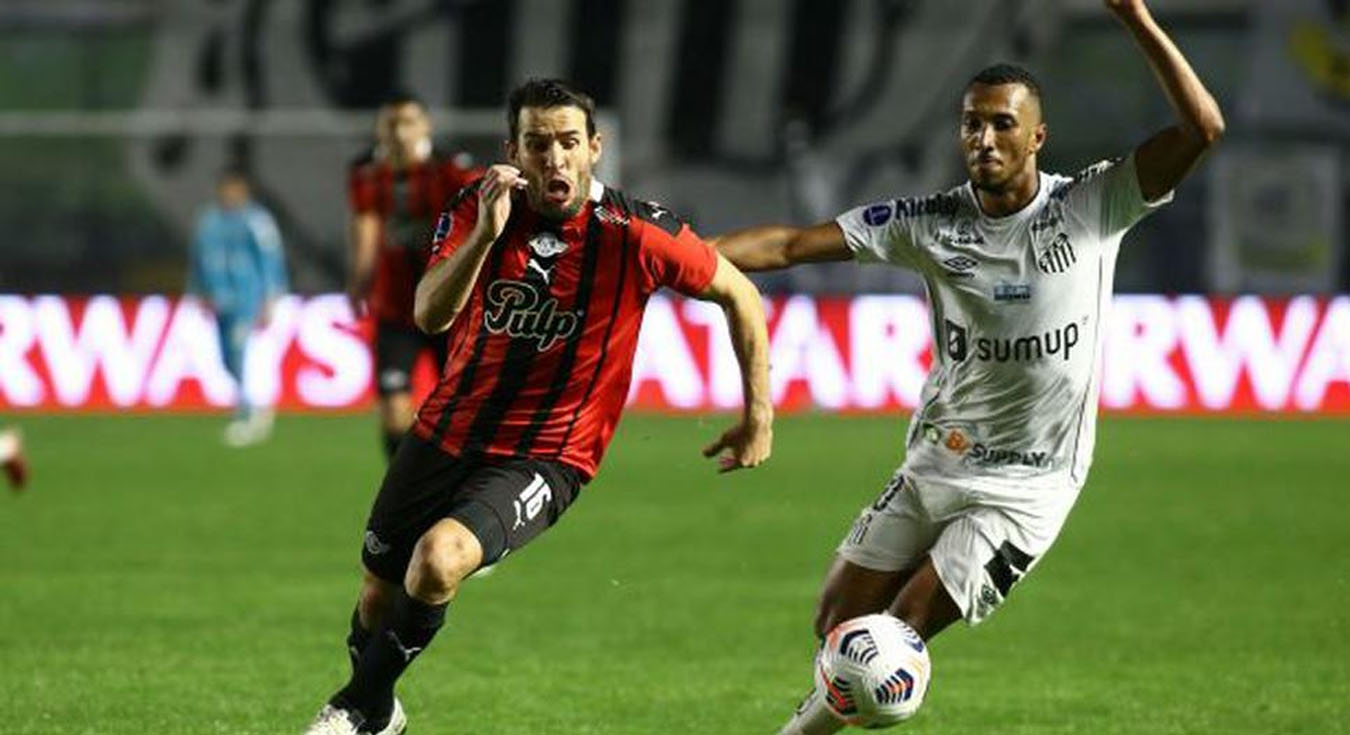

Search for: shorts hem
xmin=835 ymin=546 xmax=908 ymax=574
xmin=929 ymin=549 xmax=979 ymax=626
xmin=446 ymin=498 xmax=509 ymax=567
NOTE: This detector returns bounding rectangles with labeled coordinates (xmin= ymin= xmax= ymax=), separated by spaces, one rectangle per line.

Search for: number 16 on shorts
xmin=512 ymin=473 xmax=553 ymax=530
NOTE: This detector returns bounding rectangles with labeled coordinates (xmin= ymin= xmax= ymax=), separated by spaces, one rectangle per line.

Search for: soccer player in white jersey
xmin=714 ymin=2 xmax=1223 ymax=732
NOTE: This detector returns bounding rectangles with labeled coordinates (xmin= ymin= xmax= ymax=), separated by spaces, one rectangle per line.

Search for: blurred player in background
xmin=715 ymin=2 xmax=1223 ymax=732
xmin=0 ymin=426 xmax=27 ymax=491
xmin=346 ymin=93 xmax=481 ymax=461
xmin=305 ymin=78 xmax=773 ymax=735
xmin=188 ymin=167 xmax=289 ymax=447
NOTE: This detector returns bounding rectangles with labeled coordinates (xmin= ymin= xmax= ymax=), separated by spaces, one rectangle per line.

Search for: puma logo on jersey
xmin=526 ymin=258 xmax=554 ymax=284
xmin=484 ymin=280 xmax=581 ymax=351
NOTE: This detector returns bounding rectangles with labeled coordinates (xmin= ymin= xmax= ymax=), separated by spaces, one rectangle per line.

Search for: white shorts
xmin=837 ymin=470 xmax=1081 ymax=625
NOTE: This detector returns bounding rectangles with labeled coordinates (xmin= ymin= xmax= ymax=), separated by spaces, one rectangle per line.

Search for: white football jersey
xmin=838 ymin=154 xmax=1170 ymax=492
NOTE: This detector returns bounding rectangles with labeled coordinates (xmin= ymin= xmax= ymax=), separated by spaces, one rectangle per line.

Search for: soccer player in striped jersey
xmin=714 ymin=2 xmax=1223 ymax=732
xmin=305 ymin=78 xmax=773 ymax=735
xmin=347 ymin=93 xmax=481 ymax=460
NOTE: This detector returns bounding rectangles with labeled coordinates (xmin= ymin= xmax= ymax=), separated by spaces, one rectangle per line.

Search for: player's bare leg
xmin=377 ymin=393 xmax=414 ymax=460
xmin=317 ymin=519 xmax=484 ymax=734
xmin=780 ymin=556 xmax=959 ymax=734
xmin=887 ymin=557 xmax=961 ymax=641
xmin=780 ymin=557 xmax=911 ymax=735
xmin=814 ymin=557 xmax=911 ymax=636
xmin=0 ymin=427 xmax=28 ymax=491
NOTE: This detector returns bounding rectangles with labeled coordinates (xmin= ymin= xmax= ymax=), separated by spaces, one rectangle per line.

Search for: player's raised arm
xmin=695 ymin=253 xmax=773 ymax=472
xmin=1109 ymin=0 xmax=1224 ymax=202
xmin=711 ymin=221 xmax=852 ymax=272
xmin=413 ymin=165 xmax=519 ymax=334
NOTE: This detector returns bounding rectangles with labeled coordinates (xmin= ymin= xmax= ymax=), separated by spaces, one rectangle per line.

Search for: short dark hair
xmin=507 ymin=78 xmax=596 ymax=140
xmin=967 ymin=63 xmax=1043 ymax=101
xmin=381 ymin=90 xmax=426 ymax=110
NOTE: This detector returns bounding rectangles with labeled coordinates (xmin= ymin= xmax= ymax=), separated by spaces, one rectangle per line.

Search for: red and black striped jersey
xmin=347 ymin=149 xmax=481 ymax=326
xmin=412 ymin=179 xmax=718 ymax=480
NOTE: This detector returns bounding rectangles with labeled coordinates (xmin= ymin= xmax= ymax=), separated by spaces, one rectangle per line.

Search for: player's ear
xmin=505 ymin=138 xmax=519 ymax=167
xmin=589 ymin=132 xmax=603 ymax=167
xmin=1030 ymin=123 xmax=1047 ymax=154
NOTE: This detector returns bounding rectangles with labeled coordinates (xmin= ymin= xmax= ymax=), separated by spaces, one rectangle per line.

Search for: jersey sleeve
xmin=835 ymin=200 xmax=920 ymax=269
xmin=426 ymin=181 xmax=483 ymax=270
xmin=631 ymin=201 xmax=718 ymax=297
xmin=347 ymin=163 xmax=377 ymax=214
xmin=1066 ymin=155 xmax=1174 ymax=239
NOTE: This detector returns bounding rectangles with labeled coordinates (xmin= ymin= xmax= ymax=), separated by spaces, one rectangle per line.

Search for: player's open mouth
xmin=545 ymin=178 xmax=572 ymax=205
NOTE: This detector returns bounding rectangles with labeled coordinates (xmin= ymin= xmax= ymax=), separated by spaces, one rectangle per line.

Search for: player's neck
xmin=385 ymin=139 xmax=432 ymax=169
xmin=974 ymin=169 xmax=1040 ymax=218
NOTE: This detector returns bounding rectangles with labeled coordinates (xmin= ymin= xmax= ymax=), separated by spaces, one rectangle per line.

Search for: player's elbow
xmin=1201 ymin=116 xmax=1225 ymax=147
xmin=1194 ymin=105 xmax=1226 ymax=147
xmin=413 ymin=289 xmax=454 ymax=335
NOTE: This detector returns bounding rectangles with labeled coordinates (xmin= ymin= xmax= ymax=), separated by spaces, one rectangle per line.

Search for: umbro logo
xmin=1037 ymin=233 xmax=1076 ymax=274
xmin=943 ymin=255 xmax=977 ymax=279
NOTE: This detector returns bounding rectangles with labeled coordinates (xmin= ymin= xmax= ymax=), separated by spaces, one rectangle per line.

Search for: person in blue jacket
xmin=188 ymin=168 xmax=289 ymax=446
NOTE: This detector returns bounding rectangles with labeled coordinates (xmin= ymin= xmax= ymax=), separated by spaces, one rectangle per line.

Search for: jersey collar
xmin=968 ymin=171 xmax=1048 ymax=224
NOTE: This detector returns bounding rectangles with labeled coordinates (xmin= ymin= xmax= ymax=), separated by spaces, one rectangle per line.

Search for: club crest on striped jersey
xmin=484 ymin=279 xmax=581 ymax=352
xmin=527 ymin=231 xmax=569 ymax=258
xmin=1037 ymin=233 xmax=1077 ymax=274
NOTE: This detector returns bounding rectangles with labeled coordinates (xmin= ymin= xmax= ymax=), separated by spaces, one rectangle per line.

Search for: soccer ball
xmin=815 ymin=614 xmax=931 ymax=728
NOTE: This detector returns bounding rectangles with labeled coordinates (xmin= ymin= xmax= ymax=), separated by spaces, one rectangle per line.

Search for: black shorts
xmin=360 ymin=433 xmax=584 ymax=583
xmin=374 ymin=321 xmax=449 ymax=398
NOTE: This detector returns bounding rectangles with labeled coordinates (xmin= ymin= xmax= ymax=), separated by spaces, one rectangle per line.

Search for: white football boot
xmin=304 ymin=697 xmax=406 ymax=735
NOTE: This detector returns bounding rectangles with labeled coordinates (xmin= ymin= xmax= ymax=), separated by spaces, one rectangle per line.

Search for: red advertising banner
xmin=1 ymin=294 xmax=1347 ymax=413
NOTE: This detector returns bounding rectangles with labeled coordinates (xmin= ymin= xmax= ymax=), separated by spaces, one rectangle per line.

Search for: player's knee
xmin=406 ymin=523 xmax=482 ymax=600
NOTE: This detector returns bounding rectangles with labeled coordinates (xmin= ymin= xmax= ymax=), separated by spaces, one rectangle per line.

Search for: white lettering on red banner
xmin=0 ymin=294 xmax=1347 ymax=413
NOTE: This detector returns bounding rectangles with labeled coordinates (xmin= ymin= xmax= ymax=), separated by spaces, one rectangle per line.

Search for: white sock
xmin=0 ymin=429 xmax=18 ymax=463
xmin=779 ymin=686 xmax=845 ymax=735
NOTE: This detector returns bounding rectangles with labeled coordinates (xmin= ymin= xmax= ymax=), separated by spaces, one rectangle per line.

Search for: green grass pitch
xmin=0 ymin=413 xmax=1347 ymax=734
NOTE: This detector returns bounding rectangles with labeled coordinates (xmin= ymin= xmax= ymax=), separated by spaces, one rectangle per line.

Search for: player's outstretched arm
xmin=413 ymin=164 xmax=519 ymax=334
xmin=711 ymin=221 xmax=852 ymax=272
xmin=1108 ymin=0 xmax=1225 ymax=201
xmin=696 ymin=254 xmax=773 ymax=472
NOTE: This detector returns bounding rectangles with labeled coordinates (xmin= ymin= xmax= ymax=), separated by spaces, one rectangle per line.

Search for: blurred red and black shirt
xmin=347 ymin=149 xmax=481 ymax=327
